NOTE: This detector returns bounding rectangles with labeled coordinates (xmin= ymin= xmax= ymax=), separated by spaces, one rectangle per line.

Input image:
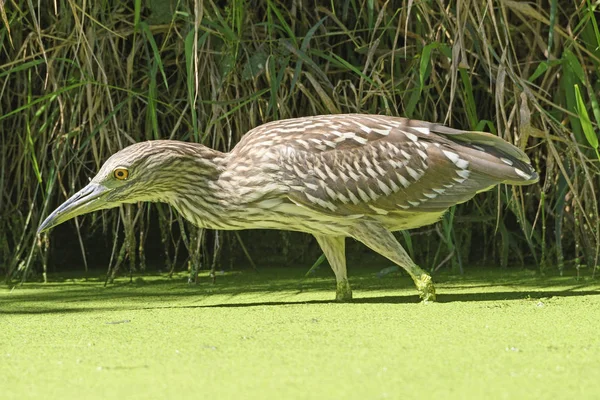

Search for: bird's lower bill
xmin=37 ymin=183 xmax=112 ymax=234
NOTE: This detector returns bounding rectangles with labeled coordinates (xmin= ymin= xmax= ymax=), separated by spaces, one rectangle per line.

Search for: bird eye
xmin=113 ymin=168 xmax=129 ymax=180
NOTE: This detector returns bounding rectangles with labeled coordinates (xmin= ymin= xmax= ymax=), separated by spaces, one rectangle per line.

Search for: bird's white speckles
xmin=456 ymin=169 xmax=470 ymax=179
xmin=323 ymin=140 xmax=336 ymax=148
xmin=377 ymin=180 xmax=392 ymax=195
xmin=371 ymin=160 xmax=385 ymax=175
xmin=325 ymin=186 xmax=337 ymax=199
xmin=356 ymin=123 xmax=372 ymax=134
xmin=397 ymin=204 xmax=410 ymax=210
xmin=386 ymin=143 xmax=400 ymax=155
xmin=455 ymin=158 xmax=469 ymax=169
xmin=337 ymin=192 xmax=349 ymax=203
xmin=369 ymin=205 xmax=389 ymax=215
xmin=420 ymin=141 xmax=429 ymax=149
xmin=305 ymin=182 xmax=318 ymax=191
xmin=514 ymin=168 xmax=532 ymax=180
xmin=389 ymin=180 xmax=400 ymax=192
xmin=356 ymin=116 xmax=375 ymax=123
xmin=400 ymin=149 xmax=411 ymax=159
xmin=352 ymin=134 xmax=368 ymax=145
xmin=263 ymin=182 xmax=285 ymax=193
xmin=389 ymin=160 xmax=404 ymax=169
xmin=356 ymin=187 xmax=371 ymax=202
xmin=342 ymin=132 xmax=355 ymax=139
xmin=262 ymin=162 xmax=281 ymax=171
xmin=264 ymin=128 xmax=283 ymax=134
xmin=314 ymin=167 xmax=328 ymax=181
xmin=423 ymin=192 xmax=438 ymax=199
xmin=441 ymin=149 xmax=469 ymax=169
xmin=432 ymin=188 xmax=446 ymax=195
xmin=405 ymin=166 xmax=420 ymax=181
xmin=296 ymin=139 xmax=310 ymax=149
xmin=453 ymin=177 xmax=467 ymax=184
xmin=338 ymin=170 xmax=350 ymax=182
xmin=348 ymin=169 xmax=361 ymax=181
xmin=407 ymin=200 xmax=420 ymax=207
xmin=412 ymin=126 xmax=430 ymax=135
xmin=281 ymin=146 xmax=297 ymax=158
xmin=279 ymin=119 xmax=313 ymax=128
xmin=417 ymin=149 xmax=428 ymax=160
xmin=366 ymin=167 xmax=378 ymax=179
xmin=396 ymin=173 xmax=410 ymax=188
xmin=500 ymin=157 xmax=513 ymax=166
xmin=305 ymin=192 xmax=337 ymax=211
xmin=347 ymin=190 xmax=360 ymax=204
xmin=300 ymin=123 xmax=325 ymax=130
xmin=367 ymin=188 xmax=380 ymax=201
xmin=473 ymin=145 xmax=485 ymax=151
xmin=443 ymin=184 xmax=454 ymax=188
xmin=323 ymin=163 xmax=338 ymax=181
xmin=372 ymin=128 xmax=391 ymax=135
xmin=442 ymin=150 xmax=460 ymax=164
xmin=405 ymin=132 xmax=419 ymax=143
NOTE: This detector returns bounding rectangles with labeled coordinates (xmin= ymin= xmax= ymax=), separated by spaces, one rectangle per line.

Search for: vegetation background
xmin=1 ymin=0 xmax=598 ymax=282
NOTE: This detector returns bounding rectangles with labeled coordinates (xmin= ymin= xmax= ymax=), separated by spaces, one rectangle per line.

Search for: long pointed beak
xmin=37 ymin=183 xmax=111 ymax=234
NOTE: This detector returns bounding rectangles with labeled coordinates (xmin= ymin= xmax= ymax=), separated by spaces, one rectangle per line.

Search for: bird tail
xmin=431 ymin=124 xmax=539 ymax=186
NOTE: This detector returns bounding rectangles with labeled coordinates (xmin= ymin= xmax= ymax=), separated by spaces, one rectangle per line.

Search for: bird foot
xmin=414 ymin=274 xmax=436 ymax=302
xmin=335 ymin=279 xmax=353 ymax=302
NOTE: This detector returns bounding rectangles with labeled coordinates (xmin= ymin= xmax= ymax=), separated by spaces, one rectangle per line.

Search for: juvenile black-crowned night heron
xmin=38 ymin=114 xmax=538 ymax=301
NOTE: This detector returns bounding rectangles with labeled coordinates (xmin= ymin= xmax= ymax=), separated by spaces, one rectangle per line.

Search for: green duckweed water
xmin=2 ymin=267 xmax=600 ymax=399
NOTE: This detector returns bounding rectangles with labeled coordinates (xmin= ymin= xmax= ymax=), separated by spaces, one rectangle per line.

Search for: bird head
xmin=37 ymin=140 xmax=215 ymax=234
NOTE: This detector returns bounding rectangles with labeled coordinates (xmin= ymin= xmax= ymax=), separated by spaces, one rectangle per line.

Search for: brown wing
xmin=230 ymin=114 xmax=537 ymax=216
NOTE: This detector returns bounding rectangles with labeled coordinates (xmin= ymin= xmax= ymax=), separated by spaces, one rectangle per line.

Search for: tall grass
xmin=0 ymin=0 xmax=598 ymax=281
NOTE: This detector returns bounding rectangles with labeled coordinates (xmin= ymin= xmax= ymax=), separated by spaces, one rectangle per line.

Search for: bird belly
xmin=379 ymin=210 xmax=447 ymax=231
xmin=228 ymin=202 xmax=358 ymax=235
xmin=232 ymin=201 xmax=447 ymax=235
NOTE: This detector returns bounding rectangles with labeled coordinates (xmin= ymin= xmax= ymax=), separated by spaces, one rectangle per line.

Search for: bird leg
xmin=350 ymin=221 xmax=436 ymax=302
xmin=313 ymin=234 xmax=352 ymax=302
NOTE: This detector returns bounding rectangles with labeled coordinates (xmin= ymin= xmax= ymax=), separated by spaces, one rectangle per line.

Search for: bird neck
xmin=164 ymin=145 xmax=238 ymax=229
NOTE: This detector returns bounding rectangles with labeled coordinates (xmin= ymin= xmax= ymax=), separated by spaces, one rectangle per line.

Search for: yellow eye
xmin=113 ymin=168 xmax=129 ymax=180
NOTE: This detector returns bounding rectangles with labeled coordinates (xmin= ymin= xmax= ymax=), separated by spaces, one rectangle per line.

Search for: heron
xmin=38 ymin=114 xmax=538 ymax=301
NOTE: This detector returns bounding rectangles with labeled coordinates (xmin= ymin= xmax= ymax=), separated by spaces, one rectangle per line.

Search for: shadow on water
xmin=184 ymin=289 xmax=600 ymax=308
xmin=2 ymin=267 xmax=600 ymax=315
xmin=3 ymin=289 xmax=600 ymax=315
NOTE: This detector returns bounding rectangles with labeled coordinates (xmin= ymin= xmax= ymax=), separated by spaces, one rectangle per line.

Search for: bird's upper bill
xmin=37 ymin=182 xmax=111 ymax=234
